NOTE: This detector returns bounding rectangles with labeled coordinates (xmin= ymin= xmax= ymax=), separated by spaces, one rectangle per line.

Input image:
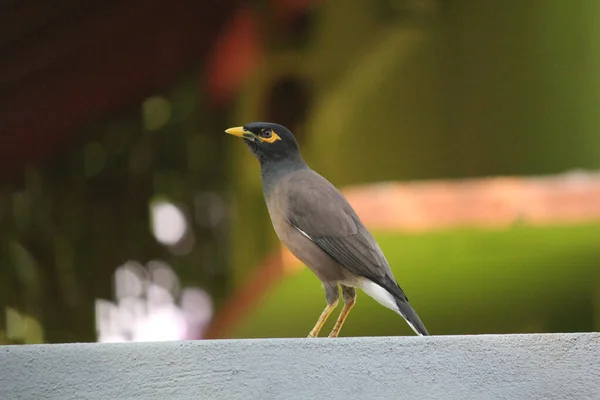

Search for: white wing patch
xmin=291 ymin=223 xmax=314 ymax=242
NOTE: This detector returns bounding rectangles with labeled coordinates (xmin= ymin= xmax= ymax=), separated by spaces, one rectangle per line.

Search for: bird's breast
xmin=264 ymin=187 xmax=292 ymax=245
xmin=263 ymin=184 xmax=348 ymax=283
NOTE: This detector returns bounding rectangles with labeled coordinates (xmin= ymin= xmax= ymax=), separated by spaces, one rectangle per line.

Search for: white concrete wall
xmin=1 ymin=333 xmax=599 ymax=400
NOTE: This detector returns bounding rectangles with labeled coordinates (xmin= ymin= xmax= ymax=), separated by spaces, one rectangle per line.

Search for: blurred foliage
xmin=3 ymin=0 xmax=600 ymax=343
xmin=229 ymin=223 xmax=600 ymax=338
xmin=307 ymin=0 xmax=600 ymax=184
xmin=0 ymin=71 xmax=232 ymax=343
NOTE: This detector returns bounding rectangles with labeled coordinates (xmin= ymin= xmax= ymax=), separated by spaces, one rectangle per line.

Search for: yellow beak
xmin=225 ymin=126 xmax=248 ymax=138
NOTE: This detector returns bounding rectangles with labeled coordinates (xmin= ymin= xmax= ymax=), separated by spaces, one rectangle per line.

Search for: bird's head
xmin=225 ymin=122 xmax=302 ymax=165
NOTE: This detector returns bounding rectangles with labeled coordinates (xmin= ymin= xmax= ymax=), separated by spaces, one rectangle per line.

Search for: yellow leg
xmin=307 ymin=300 xmax=339 ymax=338
xmin=328 ymin=299 xmax=355 ymax=338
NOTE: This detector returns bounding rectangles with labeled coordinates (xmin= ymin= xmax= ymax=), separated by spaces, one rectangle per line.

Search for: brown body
xmin=266 ymin=169 xmax=370 ymax=286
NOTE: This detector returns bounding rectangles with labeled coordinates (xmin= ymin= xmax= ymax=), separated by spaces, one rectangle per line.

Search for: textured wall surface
xmin=1 ymin=333 xmax=599 ymax=400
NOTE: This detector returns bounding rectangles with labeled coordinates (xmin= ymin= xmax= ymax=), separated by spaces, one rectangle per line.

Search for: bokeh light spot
xmin=114 ymin=261 xmax=146 ymax=300
xmin=142 ymin=96 xmax=172 ymax=131
xmin=96 ymin=261 xmax=213 ymax=342
xmin=150 ymin=200 xmax=187 ymax=245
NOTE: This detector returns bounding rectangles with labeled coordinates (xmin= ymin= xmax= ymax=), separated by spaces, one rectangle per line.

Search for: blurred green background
xmin=1 ymin=0 xmax=599 ymax=344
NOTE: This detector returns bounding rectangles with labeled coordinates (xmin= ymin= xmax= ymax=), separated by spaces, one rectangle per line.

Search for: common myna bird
xmin=226 ymin=122 xmax=429 ymax=337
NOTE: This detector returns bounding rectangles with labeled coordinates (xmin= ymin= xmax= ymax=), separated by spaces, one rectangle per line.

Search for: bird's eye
xmin=260 ymin=129 xmax=272 ymax=138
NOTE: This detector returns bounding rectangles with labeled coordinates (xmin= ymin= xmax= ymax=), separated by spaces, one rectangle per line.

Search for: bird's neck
xmin=260 ymin=155 xmax=308 ymax=196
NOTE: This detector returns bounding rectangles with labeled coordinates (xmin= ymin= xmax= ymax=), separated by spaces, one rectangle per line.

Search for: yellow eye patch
xmin=258 ymin=129 xmax=281 ymax=143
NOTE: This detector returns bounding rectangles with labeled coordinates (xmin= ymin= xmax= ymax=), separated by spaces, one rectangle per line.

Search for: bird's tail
xmin=383 ymin=278 xmax=430 ymax=336
xmin=361 ymin=278 xmax=430 ymax=336
xmin=394 ymin=297 xmax=430 ymax=336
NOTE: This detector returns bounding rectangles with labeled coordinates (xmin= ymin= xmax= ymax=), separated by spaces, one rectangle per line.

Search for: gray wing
xmin=284 ymin=171 xmax=393 ymax=283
